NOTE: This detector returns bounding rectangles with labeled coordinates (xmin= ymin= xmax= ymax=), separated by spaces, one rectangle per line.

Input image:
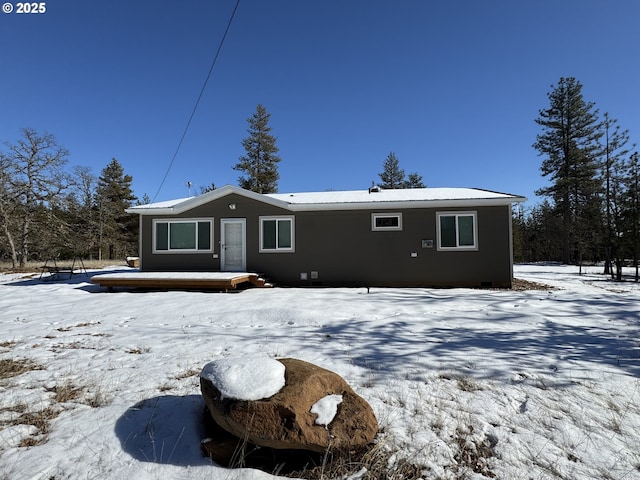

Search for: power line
xmin=151 ymin=0 xmax=241 ymax=203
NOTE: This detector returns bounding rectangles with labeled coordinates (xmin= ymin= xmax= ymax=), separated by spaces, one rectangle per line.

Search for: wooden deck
xmin=91 ymin=272 xmax=271 ymax=291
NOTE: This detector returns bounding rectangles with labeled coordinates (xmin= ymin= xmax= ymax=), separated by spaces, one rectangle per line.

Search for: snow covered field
xmin=1 ymin=264 xmax=639 ymax=479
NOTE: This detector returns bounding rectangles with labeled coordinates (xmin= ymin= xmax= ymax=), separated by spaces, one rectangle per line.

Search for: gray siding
xmin=137 ymin=194 xmax=514 ymax=287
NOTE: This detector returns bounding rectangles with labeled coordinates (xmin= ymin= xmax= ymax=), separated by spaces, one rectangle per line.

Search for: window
xmin=372 ymin=213 xmax=402 ymax=231
xmin=260 ymin=216 xmax=294 ymax=252
xmin=153 ymin=219 xmax=213 ymax=253
xmin=436 ymin=212 xmax=477 ymax=250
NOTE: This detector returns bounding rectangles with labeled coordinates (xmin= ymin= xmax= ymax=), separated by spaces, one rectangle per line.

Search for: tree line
xmin=0 ymin=128 xmax=137 ymax=268
xmin=515 ymin=77 xmax=639 ymax=281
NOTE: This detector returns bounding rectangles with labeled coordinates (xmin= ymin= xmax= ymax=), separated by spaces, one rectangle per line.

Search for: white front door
xmin=221 ymin=219 xmax=246 ymax=271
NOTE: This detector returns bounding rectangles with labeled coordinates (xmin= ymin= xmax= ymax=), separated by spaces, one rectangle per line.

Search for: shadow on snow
xmin=304 ymin=289 xmax=640 ymax=381
xmin=114 ymin=394 xmax=213 ymax=466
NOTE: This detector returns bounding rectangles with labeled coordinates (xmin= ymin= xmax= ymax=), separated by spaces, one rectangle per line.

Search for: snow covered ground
xmin=0 ymin=264 xmax=639 ymax=479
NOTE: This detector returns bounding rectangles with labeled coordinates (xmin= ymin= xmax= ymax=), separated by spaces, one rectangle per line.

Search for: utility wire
xmin=151 ymin=0 xmax=241 ymax=203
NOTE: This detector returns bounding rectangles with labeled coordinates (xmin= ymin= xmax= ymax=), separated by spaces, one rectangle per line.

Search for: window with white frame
xmin=371 ymin=213 xmax=402 ymax=231
xmin=260 ymin=216 xmax=295 ymax=252
xmin=153 ymin=218 xmax=213 ymax=253
xmin=436 ymin=212 xmax=478 ymax=250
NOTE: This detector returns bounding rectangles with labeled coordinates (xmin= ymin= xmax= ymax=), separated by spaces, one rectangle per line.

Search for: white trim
xmin=436 ymin=211 xmax=478 ymax=251
xmin=259 ymin=215 xmax=295 ymax=253
xmin=127 ymin=185 xmax=527 ymax=215
xmin=137 ymin=214 xmax=143 ymax=269
xmin=508 ymin=204 xmax=515 ymax=281
xmin=371 ymin=213 xmax=403 ymax=231
xmin=221 ymin=218 xmax=246 ymax=271
xmin=281 ymin=198 xmax=524 ymax=212
xmin=152 ymin=218 xmax=214 ymax=254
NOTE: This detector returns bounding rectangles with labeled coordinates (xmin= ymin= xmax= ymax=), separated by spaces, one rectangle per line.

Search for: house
xmin=126 ymin=185 xmax=526 ymax=288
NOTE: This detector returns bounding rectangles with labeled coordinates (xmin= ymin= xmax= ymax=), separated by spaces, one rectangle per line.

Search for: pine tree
xmin=58 ymin=166 xmax=98 ymax=259
xmin=521 ymin=200 xmax=564 ymax=262
xmin=378 ymin=152 xmax=425 ymax=188
xmin=600 ymin=113 xmax=631 ymax=277
xmin=234 ymin=104 xmax=281 ymax=194
xmin=379 ymin=152 xmax=405 ymax=188
xmin=94 ymin=158 xmax=138 ymax=260
xmin=200 ymin=182 xmax=216 ymax=194
xmin=533 ymin=77 xmax=603 ymax=264
xmin=624 ymin=152 xmax=640 ymax=281
xmin=406 ymin=172 xmax=426 ymax=188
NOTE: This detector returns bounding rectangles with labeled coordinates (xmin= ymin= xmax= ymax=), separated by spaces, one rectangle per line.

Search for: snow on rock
xmin=310 ymin=394 xmax=343 ymax=426
xmin=200 ymin=355 xmax=285 ymax=401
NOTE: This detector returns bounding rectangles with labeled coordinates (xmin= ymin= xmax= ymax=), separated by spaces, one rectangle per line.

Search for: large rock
xmin=200 ymin=357 xmax=378 ymax=453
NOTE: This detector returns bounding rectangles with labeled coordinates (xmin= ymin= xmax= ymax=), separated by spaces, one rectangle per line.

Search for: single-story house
xmin=126 ymin=185 xmax=526 ymax=288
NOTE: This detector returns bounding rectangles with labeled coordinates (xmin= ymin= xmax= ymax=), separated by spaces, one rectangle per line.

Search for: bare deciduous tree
xmin=0 ymin=128 xmax=69 ymax=267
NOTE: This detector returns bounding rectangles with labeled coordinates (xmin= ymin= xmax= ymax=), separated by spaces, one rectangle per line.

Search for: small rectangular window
xmin=372 ymin=213 xmax=402 ymax=231
xmin=436 ymin=212 xmax=477 ymax=250
xmin=153 ymin=219 xmax=213 ymax=253
xmin=260 ymin=216 xmax=294 ymax=252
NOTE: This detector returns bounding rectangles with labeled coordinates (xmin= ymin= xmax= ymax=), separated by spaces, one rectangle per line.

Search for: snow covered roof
xmin=268 ymin=187 xmax=524 ymax=205
xmin=126 ymin=184 xmax=526 ymax=215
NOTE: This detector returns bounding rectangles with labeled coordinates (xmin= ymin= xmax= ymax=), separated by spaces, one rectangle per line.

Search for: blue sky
xmin=2 ymin=1 xmax=639 ymax=209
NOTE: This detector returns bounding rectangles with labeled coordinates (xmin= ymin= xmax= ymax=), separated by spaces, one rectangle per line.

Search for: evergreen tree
xmin=200 ymin=182 xmax=216 ymax=194
xmin=406 ymin=172 xmax=426 ymax=188
xmin=379 ymin=152 xmax=406 ymax=188
xmin=94 ymin=158 xmax=138 ymax=260
xmin=378 ymin=152 xmax=425 ymax=188
xmin=600 ymin=113 xmax=631 ymax=277
xmin=234 ymin=104 xmax=281 ymax=193
xmin=533 ymin=77 xmax=603 ymax=264
xmin=521 ymin=200 xmax=564 ymax=262
xmin=55 ymin=166 xmax=97 ymax=259
xmin=624 ymin=152 xmax=640 ymax=281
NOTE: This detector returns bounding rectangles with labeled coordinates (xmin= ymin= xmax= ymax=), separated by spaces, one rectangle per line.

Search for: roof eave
xmin=125 ymin=186 xmax=527 ymax=215
xmin=286 ymin=196 xmax=527 ymax=211
xmin=125 ymin=185 xmax=291 ymax=215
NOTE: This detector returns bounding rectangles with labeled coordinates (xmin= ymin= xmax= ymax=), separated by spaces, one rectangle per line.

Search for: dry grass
xmin=46 ymin=379 xmax=84 ymax=403
xmin=0 ymin=377 xmax=113 ymax=449
xmin=17 ymin=407 xmax=58 ymax=438
xmin=174 ymin=368 xmax=200 ymax=380
xmin=0 ymin=358 xmax=44 ymax=380
xmin=126 ymin=346 xmax=150 ymax=355
xmin=290 ymin=439 xmax=427 ymax=480
xmin=82 ymin=388 xmax=112 ymax=408
xmin=452 ymin=425 xmax=497 ymax=478
xmin=0 ymin=404 xmax=60 ymax=447
xmin=438 ymin=373 xmax=483 ymax=392
xmin=511 ymin=278 xmax=557 ymax=291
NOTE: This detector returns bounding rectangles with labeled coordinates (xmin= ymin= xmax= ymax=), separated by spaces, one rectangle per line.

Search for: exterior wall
xmin=137 ymin=194 xmax=515 ymax=287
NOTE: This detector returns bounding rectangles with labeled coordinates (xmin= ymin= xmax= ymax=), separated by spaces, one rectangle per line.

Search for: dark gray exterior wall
xmin=137 ymin=193 xmax=515 ymax=287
